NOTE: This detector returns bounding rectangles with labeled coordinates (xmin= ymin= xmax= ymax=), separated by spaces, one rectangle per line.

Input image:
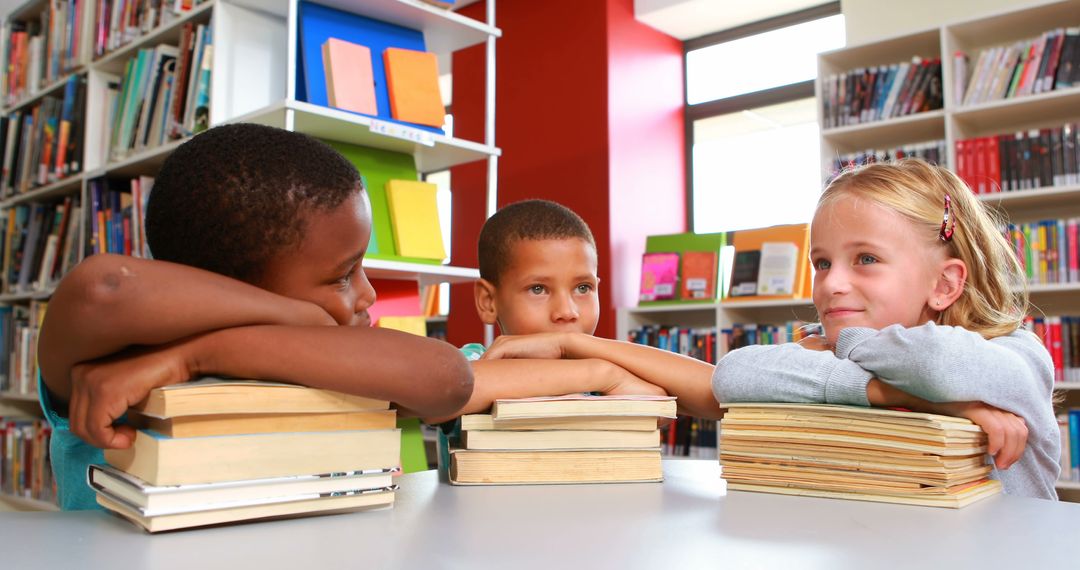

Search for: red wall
xmin=447 ymin=0 xmax=684 ymax=346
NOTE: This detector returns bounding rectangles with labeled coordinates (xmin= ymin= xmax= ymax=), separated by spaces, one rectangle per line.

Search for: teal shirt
xmin=436 ymin=343 xmax=486 ymax=472
xmin=38 ymin=372 xmax=103 ymax=511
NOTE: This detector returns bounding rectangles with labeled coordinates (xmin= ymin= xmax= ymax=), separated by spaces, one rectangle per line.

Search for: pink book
xmin=322 ymin=38 xmax=377 ymax=115
xmin=639 ymin=252 xmax=680 ymax=302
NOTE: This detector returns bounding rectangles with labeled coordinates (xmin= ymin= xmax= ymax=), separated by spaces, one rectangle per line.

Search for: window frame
xmin=683 ymin=1 xmax=841 ymax=232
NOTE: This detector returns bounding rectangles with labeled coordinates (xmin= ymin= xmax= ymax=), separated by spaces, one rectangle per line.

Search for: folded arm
xmin=423 ymin=358 xmax=666 ymax=424
xmin=40 ymin=254 xmax=333 ymax=405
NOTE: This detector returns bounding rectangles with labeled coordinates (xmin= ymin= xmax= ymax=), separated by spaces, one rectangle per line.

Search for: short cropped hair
xmin=146 ymin=123 xmax=361 ymax=283
xmin=478 ymin=199 xmax=596 ymax=284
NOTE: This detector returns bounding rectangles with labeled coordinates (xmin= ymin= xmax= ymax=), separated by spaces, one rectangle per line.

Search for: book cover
xmin=384 ymin=179 xmax=446 ymax=260
xmin=728 ymin=223 xmax=810 ymax=299
xmin=680 ymin=250 xmax=718 ymax=300
xmin=491 ymin=394 xmax=677 ymax=420
xmin=639 ymin=252 xmax=679 ymax=302
xmin=383 ymin=47 xmax=444 ymax=128
xmin=322 ymin=38 xmax=377 ymax=116
xmin=728 ymin=250 xmax=760 ymax=297
xmin=756 ymin=241 xmax=798 ymax=296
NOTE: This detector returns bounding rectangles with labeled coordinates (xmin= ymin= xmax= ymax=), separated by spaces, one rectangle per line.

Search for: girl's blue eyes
xmin=814 ymin=260 xmax=831 ymax=270
xmin=858 ymin=254 xmax=878 ymax=265
xmin=813 ymin=255 xmax=876 ymax=270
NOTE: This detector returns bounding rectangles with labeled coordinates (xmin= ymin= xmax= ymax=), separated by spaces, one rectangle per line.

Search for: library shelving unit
xmin=817 ymin=0 xmax=1080 ymax=501
xmin=0 ymin=0 xmax=500 ymax=511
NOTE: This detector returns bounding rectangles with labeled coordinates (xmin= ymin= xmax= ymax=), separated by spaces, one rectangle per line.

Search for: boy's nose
xmin=552 ymin=295 xmax=580 ymax=322
xmin=355 ymin=270 xmax=377 ymax=312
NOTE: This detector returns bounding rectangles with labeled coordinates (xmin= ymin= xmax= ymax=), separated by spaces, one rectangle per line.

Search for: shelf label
xmin=369 ymin=119 xmax=435 ymax=147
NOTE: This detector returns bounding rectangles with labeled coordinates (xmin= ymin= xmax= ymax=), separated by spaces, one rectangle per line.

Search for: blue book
xmin=1070 ymin=409 xmax=1080 ymax=481
xmin=296 ymin=1 xmax=443 ymax=134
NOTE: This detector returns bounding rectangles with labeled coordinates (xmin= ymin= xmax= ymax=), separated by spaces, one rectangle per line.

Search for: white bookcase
xmin=0 ymin=0 xmax=500 ymax=510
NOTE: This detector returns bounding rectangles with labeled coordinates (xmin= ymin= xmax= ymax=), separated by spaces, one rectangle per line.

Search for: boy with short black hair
xmin=39 ymin=124 xmax=474 ymax=510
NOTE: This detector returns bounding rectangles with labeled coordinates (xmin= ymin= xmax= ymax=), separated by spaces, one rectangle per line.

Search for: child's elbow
xmin=59 ymin=254 xmax=136 ymax=310
xmin=423 ymin=345 xmax=475 ymax=417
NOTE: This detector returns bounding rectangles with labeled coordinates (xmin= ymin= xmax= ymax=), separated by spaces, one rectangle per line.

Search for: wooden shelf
xmin=234 ymin=100 xmax=499 ymax=173
xmin=951 ymin=86 xmax=1080 ymax=136
xmin=0 ymin=175 xmax=84 ymax=208
xmin=978 ymin=184 xmax=1080 ymax=213
xmin=364 ymin=258 xmax=478 ymax=287
xmin=1057 ymin=480 xmax=1080 ymax=491
xmin=1 ymin=70 xmax=84 ymax=115
xmin=229 ymin=0 xmax=500 ymax=53
xmin=628 ymin=302 xmax=722 ymax=314
xmin=818 ymin=27 xmax=939 ymax=72
xmin=0 ymin=287 xmax=56 ymax=303
xmin=1055 ymin=382 xmax=1080 ymax=391
xmin=87 ymin=137 xmax=192 ymax=179
xmin=721 ymin=298 xmax=815 ymax=310
xmin=821 ymin=110 xmax=946 ymax=152
xmin=0 ymin=492 xmax=58 ymax=511
xmin=0 ymin=391 xmax=39 ymax=402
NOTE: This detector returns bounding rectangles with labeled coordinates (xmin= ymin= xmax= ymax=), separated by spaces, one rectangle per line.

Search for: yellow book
xmin=385 ymin=179 xmax=446 ymax=260
xmin=377 ymin=315 xmax=428 ymax=337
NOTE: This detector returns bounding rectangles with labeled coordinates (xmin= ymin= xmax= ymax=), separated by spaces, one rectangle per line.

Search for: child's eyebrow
xmin=332 ymin=250 xmax=365 ymax=273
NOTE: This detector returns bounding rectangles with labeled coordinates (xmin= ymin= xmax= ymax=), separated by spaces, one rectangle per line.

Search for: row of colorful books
xmin=956 ymin=123 xmax=1080 ymax=195
xmin=1025 ymin=315 xmax=1080 ymax=384
xmin=95 ymin=0 xmax=210 ymax=59
xmin=1002 ymin=218 xmax=1080 ymax=287
xmin=0 ymin=302 xmax=44 ymax=396
xmin=0 ymin=75 xmax=86 ymax=198
xmin=955 ymin=27 xmax=1080 ymax=107
xmin=0 ymin=198 xmax=82 ymax=295
xmin=86 ymin=175 xmax=153 ymax=258
xmin=821 ymin=57 xmax=943 ymax=129
xmin=827 ymin=140 xmax=948 ymax=181
xmin=1059 ymin=409 xmax=1079 ymax=482
xmin=0 ymin=0 xmax=89 ymax=107
xmin=661 ymin=416 xmax=716 ymax=459
xmin=0 ymin=417 xmax=54 ymax=504
xmin=627 ymin=321 xmax=819 ymax=365
xmin=106 ymin=21 xmax=212 ymax=162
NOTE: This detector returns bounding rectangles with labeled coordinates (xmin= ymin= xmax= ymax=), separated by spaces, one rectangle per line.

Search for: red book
xmin=974 ymin=137 xmax=988 ymax=194
xmin=1050 ymin=316 xmax=1064 ymax=382
xmin=986 ymin=136 xmax=1001 ymax=193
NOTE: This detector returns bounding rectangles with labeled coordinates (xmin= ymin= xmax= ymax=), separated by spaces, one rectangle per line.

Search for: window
xmin=686 ymin=4 xmax=845 ymax=233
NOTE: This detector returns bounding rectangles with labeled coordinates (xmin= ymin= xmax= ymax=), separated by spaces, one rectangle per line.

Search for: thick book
xmin=131 ymin=378 xmax=390 ymax=418
xmin=728 ymin=223 xmax=810 ymax=299
xmin=89 ymin=463 xmax=396 ymax=514
xmin=461 ymin=429 xmax=661 ymax=450
xmin=127 ymin=408 xmax=398 ymax=438
xmin=449 ymin=449 xmax=663 ymax=485
xmin=97 ymin=486 xmax=395 ymax=533
xmin=718 ymin=403 xmax=999 ymax=508
xmin=104 ymin=428 xmax=401 ymax=486
xmin=460 ymin=413 xmax=659 ymax=432
xmin=490 ymin=394 xmax=677 ymax=421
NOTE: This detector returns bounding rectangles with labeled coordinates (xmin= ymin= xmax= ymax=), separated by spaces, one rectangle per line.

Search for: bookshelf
xmin=0 ymin=0 xmax=501 ymax=510
xmin=818 ymin=0 xmax=1080 ymax=501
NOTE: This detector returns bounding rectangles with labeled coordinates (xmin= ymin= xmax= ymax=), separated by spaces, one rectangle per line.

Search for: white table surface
xmin=1 ymin=459 xmax=1076 ymax=569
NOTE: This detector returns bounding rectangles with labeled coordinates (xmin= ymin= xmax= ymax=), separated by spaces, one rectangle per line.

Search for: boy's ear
xmin=474 ymin=279 xmax=499 ymax=325
xmin=932 ymin=258 xmax=968 ymax=310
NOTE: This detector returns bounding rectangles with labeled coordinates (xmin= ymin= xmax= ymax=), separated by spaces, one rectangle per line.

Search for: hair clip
xmin=939 ymin=194 xmax=955 ymax=242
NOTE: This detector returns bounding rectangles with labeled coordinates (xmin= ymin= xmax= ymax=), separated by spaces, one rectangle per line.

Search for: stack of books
xmin=445 ymin=394 xmax=676 ymax=485
xmin=93 ymin=378 xmax=401 ymax=532
xmin=718 ymin=403 xmax=1001 ymax=508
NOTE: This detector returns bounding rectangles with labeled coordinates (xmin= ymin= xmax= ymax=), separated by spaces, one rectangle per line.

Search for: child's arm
xmin=421 ymin=358 xmax=667 ymax=425
xmin=482 ymin=333 xmax=718 ymax=419
xmin=40 ymin=254 xmax=334 ymax=404
xmin=67 ymin=324 xmax=474 ymax=449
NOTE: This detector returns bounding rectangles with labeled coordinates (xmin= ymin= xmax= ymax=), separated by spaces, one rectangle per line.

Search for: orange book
xmin=728 ymin=224 xmax=811 ymax=300
xmin=680 ymin=251 xmax=718 ymax=300
xmin=383 ymin=47 xmax=444 ymax=127
xmin=322 ymin=38 xmax=377 ymax=115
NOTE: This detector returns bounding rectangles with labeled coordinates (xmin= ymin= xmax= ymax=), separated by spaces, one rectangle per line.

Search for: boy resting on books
xmin=424 ymin=199 xmax=670 ymax=425
xmin=38 ymin=124 xmax=474 ymax=510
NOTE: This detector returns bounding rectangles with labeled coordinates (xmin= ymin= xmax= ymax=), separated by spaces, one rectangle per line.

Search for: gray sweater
xmin=712 ymin=322 xmax=1061 ymax=500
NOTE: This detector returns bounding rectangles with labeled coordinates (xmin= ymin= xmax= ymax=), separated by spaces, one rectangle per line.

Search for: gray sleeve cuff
xmin=834 ymin=327 xmax=879 ymax=359
xmin=823 ymin=358 xmax=872 ymax=406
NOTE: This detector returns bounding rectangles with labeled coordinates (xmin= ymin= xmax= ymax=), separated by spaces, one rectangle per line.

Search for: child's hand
xmin=797 ymin=335 xmax=833 ymax=352
xmin=594 ymin=359 xmax=669 ymax=397
xmin=482 ymin=333 xmax=568 ymax=360
xmin=933 ymin=401 xmax=1029 ymax=470
xmin=68 ymin=340 xmax=198 ymax=449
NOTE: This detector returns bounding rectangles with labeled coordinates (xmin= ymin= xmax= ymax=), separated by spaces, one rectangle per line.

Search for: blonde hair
xmin=819 ymin=159 xmax=1027 ymax=339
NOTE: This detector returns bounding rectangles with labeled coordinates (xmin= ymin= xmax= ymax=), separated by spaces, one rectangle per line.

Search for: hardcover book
xmin=639 ymin=252 xmax=679 ymax=302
